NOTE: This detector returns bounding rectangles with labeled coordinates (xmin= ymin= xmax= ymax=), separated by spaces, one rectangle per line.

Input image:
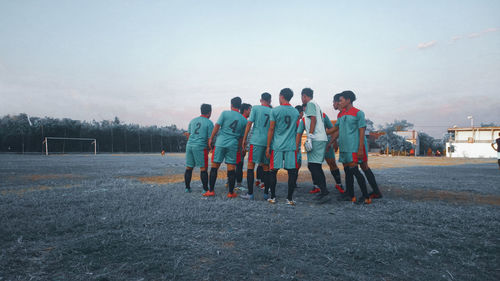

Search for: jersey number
xmin=229 ymin=120 xmax=238 ymax=133
xmin=264 ymin=114 xmax=270 ymax=127
xmin=194 ymin=122 xmax=201 ymax=134
xmin=284 ymin=115 xmax=291 ymax=129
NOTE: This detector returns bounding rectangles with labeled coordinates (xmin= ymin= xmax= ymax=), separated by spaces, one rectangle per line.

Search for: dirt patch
xmin=8 ymin=174 xmax=82 ymax=182
xmin=1 ymin=184 xmax=78 ymax=196
xmin=386 ymin=186 xmax=500 ymax=206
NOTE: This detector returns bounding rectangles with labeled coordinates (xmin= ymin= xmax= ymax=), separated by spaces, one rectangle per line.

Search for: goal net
xmin=42 ymin=137 xmax=97 ymax=155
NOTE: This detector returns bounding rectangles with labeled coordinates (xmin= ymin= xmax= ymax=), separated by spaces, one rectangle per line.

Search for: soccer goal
xmin=42 ymin=137 xmax=97 ymax=155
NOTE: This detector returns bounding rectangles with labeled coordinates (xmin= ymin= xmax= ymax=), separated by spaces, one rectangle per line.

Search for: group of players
xmin=183 ymin=88 xmax=383 ymax=205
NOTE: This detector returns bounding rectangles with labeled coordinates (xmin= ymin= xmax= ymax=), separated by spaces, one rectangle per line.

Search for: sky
xmin=0 ymin=0 xmax=499 ymax=137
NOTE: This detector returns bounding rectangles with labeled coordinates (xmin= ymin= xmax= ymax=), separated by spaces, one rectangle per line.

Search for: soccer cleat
xmin=286 ymin=199 xmax=296 ymax=206
xmin=255 ymin=180 xmax=261 ymax=187
xmin=309 ymin=187 xmax=321 ymax=194
xmin=335 ymin=184 xmax=345 ymax=194
xmin=357 ymin=196 xmax=372 ymax=205
xmin=267 ymin=197 xmax=276 ymax=204
xmin=369 ymin=192 xmax=383 ymax=199
xmin=227 ymin=192 xmax=238 ymax=198
xmin=263 ymin=193 xmax=269 ymax=200
xmin=185 ymin=188 xmax=191 ymax=193
xmin=203 ymin=190 xmax=215 ymax=197
xmin=240 ymin=193 xmax=254 ymax=200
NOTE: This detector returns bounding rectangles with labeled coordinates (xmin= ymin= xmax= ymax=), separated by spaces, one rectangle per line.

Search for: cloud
xmin=451 ymin=27 xmax=498 ymax=42
xmin=417 ymin=40 xmax=437 ymax=50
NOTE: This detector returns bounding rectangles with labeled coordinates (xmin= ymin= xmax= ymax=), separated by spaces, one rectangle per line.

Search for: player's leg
xmin=284 ymin=150 xmax=298 ymax=204
xmin=309 ymin=141 xmax=329 ymax=198
xmin=326 ymin=157 xmax=344 ymax=194
xmin=262 ymin=164 xmax=270 ymax=199
xmin=200 ymin=149 xmax=209 ymax=192
xmin=256 ymin=165 xmax=263 ymax=186
xmin=360 ymin=160 xmax=382 ymax=199
xmin=339 ymin=152 xmax=355 ymax=201
xmin=349 ymin=152 xmax=371 ymax=204
xmin=206 ymin=146 xmax=223 ymax=196
xmin=184 ymin=146 xmax=195 ymax=192
xmin=268 ymin=150 xmax=282 ymax=203
xmin=235 ymin=150 xmax=244 ymax=187
xmin=226 ymin=147 xmax=239 ymax=198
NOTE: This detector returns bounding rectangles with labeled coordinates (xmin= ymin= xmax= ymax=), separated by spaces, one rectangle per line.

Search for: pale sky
xmin=1 ymin=0 xmax=499 ymax=137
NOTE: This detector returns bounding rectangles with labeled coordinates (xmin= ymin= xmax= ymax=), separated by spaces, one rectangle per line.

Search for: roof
xmin=448 ymin=126 xmax=500 ymax=132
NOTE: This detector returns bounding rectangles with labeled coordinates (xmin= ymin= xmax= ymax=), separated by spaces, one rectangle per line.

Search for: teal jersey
xmin=187 ymin=115 xmax=214 ymax=148
xmin=335 ymin=107 xmax=366 ymax=153
xmin=215 ymin=110 xmax=247 ymax=148
xmin=248 ymin=105 xmax=272 ymax=146
xmin=297 ymin=114 xmax=331 ymax=135
xmin=323 ymin=113 xmax=333 ymax=141
xmin=297 ymin=117 xmax=305 ymax=134
xmin=304 ymin=101 xmax=328 ymax=141
xmin=270 ymin=104 xmax=299 ymax=151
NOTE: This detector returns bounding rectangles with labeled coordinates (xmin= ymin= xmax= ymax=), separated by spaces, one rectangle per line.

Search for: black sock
xmin=307 ymin=163 xmax=317 ymax=187
xmin=184 ymin=169 xmax=193 ymax=189
xmin=247 ymin=168 xmax=254 ymax=195
xmin=209 ymin=167 xmax=218 ymax=192
xmin=228 ymin=170 xmax=236 ymax=193
xmin=345 ymin=167 xmax=355 ymax=198
xmin=256 ymin=165 xmax=263 ymax=181
xmin=200 ymin=170 xmax=208 ymax=191
xmin=270 ymin=170 xmax=277 ymax=198
xmin=263 ymin=171 xmax=270 ymax=194
xmin=351 ymin=166 xmax=368 ymax=197
xmin=363 ymin=168 xmax=380 ymax=194
xmin=331 ymin=169 xmax=341 ymax=185
xmin=287 ymin=169 xmax=298 ymax=200
xmin=236 ymin=161 xmax=243 ymax=183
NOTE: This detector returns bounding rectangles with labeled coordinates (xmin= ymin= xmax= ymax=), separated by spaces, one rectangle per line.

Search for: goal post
xmin=42 ymin=137 xmax=97 ymax=155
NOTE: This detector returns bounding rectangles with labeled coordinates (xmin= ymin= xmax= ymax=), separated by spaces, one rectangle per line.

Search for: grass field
xmin=0 ymin=154 xmax=499 ymax=280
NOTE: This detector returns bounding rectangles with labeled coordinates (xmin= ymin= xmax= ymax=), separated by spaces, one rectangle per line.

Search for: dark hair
xmin=339 ymin=90 xmax=356 ymax=103
xmin=301 ymin=88 xmax=313 ymax=98
xmin=295 ymin=105 xmax=303 ymax=113
xmin=200 ymin=104 xmax=212 ymax=115
xmin=333 ymin=93 xmax=341 ymax=102
xmin=261 ymin=92 xmax=271 ymax=103
xmin=231 ymin=97 xmax=242 ymax=109
xmin=279 ymin=88 xmax=294 ymax=101
xmin=240 ymin=103 xmax=251 ymax=114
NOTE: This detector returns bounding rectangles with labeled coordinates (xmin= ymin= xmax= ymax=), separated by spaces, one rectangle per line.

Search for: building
xmin=395 ymin=130 xmax=420 ymax=155
xmin=446 ymin=127 xmax=499 ymax=158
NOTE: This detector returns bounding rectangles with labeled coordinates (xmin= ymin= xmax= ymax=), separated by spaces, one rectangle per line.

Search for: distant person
xmin=266 ymin=88 xmax=300 ymax=205
xmin=234 ymin=103 xmax=252 ymax=190
xmin=184 ymin=104 xmax=214 ymax=193
xmin=161 ymin=149 xmax=166 ymax=156
xmin=241 ymin=93 xmax=272 ymax=200
xmin=207 ymin=97 xmax=247 ymax=198
xmin=492 ymin=132 xmax=500 ymax=169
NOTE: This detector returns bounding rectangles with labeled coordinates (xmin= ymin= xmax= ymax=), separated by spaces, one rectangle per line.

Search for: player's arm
xmin=185 ymin=133 xmax=190 ymax=141
xmin=492 ymin=142 xmax=497 ymax=151
xmin=242 ymin=121 xmax=253 ymax=152
xmin=208 ymin=124 xmax=220 ymax=150
xmin=266 ymin=121 xmax=276 ymax=159
xmin=358 ymin=126 xmax=366 ymax=158
xmin=326 ymin=126 xmax=338 ymax=135
xmin=309 ymin=116 xmax=317 ymax=135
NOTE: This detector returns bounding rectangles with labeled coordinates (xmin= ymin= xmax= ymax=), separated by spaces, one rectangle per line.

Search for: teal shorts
xmin=248 ymin=144 xmax=270 ymax=165
xmin=271 ymin=150 xmax=298 ymax=170
xmin=339 ymin=146 xmax=368 ymax=164
xmin=324 ymin=143 xmax=336 ymax=160
xmin=212 ymin=146 xmax=238 ymax=165
xmin=186 ymin=145 xmax=208 ymax=168
xmin=307 ymin=140 xmax=327 ymax=164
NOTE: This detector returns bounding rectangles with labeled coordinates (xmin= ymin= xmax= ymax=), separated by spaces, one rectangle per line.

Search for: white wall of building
xmin=446 ymin=142 xmax=496 ymax=158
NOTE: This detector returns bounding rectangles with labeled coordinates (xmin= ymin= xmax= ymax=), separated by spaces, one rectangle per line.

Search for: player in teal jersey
xmin=206 ymin=97 xmax=248 ymax=198
xmin=294 ymin=105 xmax=304 ymax=171
xmin=240 ymin=93 xmax=272 ymax=200
xmin=235 ymin=103 xmax=252 ymax=190
xmin=323 ymin=106 xmax=345 ymax=196
xmin=327 ymin=90 xmax=376 ymax=204
xmin=300 ymin=88 xmax=330 ymax=201
xmin=266 ymin=88 xmax=299 ymax=205
xmin=184 ymin=104 xmax=214 ymax=193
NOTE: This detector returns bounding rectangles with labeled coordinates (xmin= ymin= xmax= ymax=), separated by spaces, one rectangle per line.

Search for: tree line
xmin=0 ymin=114 xmax=186 ymax=153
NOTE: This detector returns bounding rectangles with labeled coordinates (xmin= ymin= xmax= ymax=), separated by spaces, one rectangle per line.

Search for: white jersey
xmin=304 ymin=100 xmax=328 ymax=141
